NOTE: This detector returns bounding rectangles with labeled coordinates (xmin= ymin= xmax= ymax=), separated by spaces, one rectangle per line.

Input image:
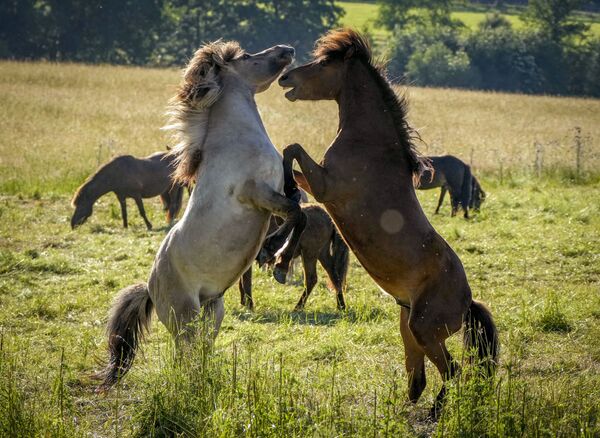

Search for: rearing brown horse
xmin=277 ymin=29 xmax=498 ymax=418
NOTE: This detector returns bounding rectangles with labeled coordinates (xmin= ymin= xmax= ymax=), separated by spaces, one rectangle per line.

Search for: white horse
xmin=97 ymin=41 xmax=306 ymax=389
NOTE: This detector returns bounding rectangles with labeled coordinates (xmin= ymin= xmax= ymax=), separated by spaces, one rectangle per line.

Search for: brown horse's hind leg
xmin=400 ymin=307 xmax=427 ymax=402
xmin=116 ymin=194 xmax=128 ymax=228
xmin=319 ymin=251 xmax=346 ymax=310
xmin=435 ymin=186 xmax=447 ymax=214
xmin=238 ymin=267 xmax=253 ymax=310
xmin=294 ymin=253 xmax=318 ymax=311
xmin=134 ymin=196 xmax=153 ymax=230
xmin=408 ymin=293 xmax=463 ymax=419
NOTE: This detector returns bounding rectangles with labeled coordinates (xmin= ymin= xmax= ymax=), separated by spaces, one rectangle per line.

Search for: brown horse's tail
xmin=95 ymin=283 xmax=153 ymax=391
xmin=463 ymin=299 xmax=499 ymax=376
xmin=329 ymin=229 xmax=349 ymax=292
xmin=166 ymin=183 xmax=185 ymax=223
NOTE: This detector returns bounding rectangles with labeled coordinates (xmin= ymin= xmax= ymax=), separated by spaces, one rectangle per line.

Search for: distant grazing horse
xmin=239 ymin=203 xmax=349 ymax=311
xmin=417 ymin=155 xmax=473 ymax=218
xmin=274 ymin=29 xmax=498 ymax=418
xmin=71 ymin=151 xmax=184 ymax=230
xmin=96 ymin=41 xmax=305 ymax=390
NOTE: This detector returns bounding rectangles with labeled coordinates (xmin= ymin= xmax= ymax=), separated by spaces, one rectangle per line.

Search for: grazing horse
xmin=417 ymin=155 xmax=473 ymax=218
xmin=276 ymin=29 xmax=498 ymax=418
xmin=71 ymin=151 xmax=185 ymax=230
xmin=96 ymin=41 xmax=305 ymax=390
xmin=240 ymin=204 xmax=349 ymax=311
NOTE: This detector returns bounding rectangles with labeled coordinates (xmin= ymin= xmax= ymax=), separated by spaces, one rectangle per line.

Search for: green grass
xmin=337 ymin=1 xmax=600 ymax=39
xmin=0 ymin=62 xmax=599 ymax=436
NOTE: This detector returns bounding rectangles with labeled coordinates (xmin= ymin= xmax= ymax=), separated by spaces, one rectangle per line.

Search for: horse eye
xmin=242 ymin=54 xmax=251 ymax=60
xmin=319 ymin=59 xmax=329 ymax=66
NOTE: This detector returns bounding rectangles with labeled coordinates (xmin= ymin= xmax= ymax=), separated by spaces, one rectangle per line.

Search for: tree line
xmin=1 ymin=0 xmax=599 ymax=97
xmin=380 ymin=0 xmax=600 ymax=96
xmin=0 ymin=0 xmax=342 ymax=65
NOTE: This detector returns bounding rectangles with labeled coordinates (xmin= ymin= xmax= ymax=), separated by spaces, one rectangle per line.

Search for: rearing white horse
xmin=97 ymin=41 xmax=306 ymax=390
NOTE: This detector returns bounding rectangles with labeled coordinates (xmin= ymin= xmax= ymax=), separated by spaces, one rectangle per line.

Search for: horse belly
xmin=155 ymin=204 xmax=269 ymax=297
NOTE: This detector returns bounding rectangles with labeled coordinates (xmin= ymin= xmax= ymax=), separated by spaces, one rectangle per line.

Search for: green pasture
xmin=337 ymin=1 xmax=600 ymax=42
xmin=0 ymin=61 xmax=599 ymax=436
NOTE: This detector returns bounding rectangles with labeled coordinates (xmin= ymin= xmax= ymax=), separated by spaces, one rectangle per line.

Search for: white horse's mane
xmin=163 ymin=40 xmax=244 ymax=184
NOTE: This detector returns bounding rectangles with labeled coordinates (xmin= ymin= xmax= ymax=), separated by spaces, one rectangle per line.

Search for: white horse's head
xmin=166 ymin=40 xmax=294 ymax=185
xmin=177 ymin=41 xmax=294 ymax=108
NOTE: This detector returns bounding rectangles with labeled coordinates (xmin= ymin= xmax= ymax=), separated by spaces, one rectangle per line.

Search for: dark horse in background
xmin=271 ymin=29 xmax=498 ymax=418
xmin=71 ymin=151 xmax=186 ymax=230
xmin=417 ymin=155 xmax=485 ymax=218
xmin=239 ymin=203 xmax=349 ymax=311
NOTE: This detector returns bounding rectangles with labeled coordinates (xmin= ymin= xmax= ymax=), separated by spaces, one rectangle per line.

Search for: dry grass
xmin=1 ymin=61 xmax=599 ymax=195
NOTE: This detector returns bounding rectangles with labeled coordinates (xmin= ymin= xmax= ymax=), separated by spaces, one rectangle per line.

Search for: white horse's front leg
xmin=238 ymin=181 xmax=307 ymax=283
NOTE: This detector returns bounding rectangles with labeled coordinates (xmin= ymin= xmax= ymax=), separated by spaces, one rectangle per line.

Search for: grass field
xmin=1 ymin=61 xmax=599 ymax=436
xmin=337 ymin=1 xmax=600 ymax=44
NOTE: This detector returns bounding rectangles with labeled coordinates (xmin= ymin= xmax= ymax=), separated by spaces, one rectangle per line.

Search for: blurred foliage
xmin=383 ymin=0 xmax=600 ymax=97
xmin=0 ymin=0 xmax=343 ymax=64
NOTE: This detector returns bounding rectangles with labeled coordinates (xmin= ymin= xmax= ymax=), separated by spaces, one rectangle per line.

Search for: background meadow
xmin=0 ymin=59 xmax=599 ymax=437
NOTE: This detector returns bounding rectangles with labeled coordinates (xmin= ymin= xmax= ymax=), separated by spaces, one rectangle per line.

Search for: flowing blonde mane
xmin=164 ymin=40 xmax=244 ymax=184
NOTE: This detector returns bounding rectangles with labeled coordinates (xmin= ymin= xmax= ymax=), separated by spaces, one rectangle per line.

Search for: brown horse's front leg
xmin=283 ymin=143 xmax=332 ymax=202
xmin=238 ymin=181 xmax=307 ymax=284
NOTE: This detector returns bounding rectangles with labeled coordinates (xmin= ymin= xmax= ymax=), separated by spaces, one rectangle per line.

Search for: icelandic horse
xmin=275 ymin=29 xmax=498 ymax=418
xmin=96 ymin=40 xmax=306 ymax=390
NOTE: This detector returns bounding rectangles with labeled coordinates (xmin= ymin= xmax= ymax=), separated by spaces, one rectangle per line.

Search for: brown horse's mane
xmin=71 ymin=180 xmax=89 ymax=207
xmin=164 ymin=40 xmax=244 ymax=185
xmin=314 ymin=28 xmax=430 ymax=180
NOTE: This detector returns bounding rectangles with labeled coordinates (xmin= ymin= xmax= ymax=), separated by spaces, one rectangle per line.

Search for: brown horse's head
xmin=279 ymin=28 xmax=372 ymax=101
xmin=70 ymin=188 xmax=93 ymax=229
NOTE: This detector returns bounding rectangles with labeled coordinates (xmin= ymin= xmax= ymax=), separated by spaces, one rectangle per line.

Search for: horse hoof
xmin=426 ymin=405 xmax=441 ymax=422
xmin=273 ymin=266 xmax=288 ymax=284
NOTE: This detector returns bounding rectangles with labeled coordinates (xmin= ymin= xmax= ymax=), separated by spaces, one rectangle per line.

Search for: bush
xmin=464 ymin=27 xmax=543 ymax=93
xmin=406 ymin=42 xmax=480 ymax=87
xmin=386 ymin=22 xmax=600 ymax=97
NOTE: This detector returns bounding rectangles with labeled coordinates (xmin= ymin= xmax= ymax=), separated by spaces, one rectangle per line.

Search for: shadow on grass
xmin=230 ymin=306 xmax=387 ymax=326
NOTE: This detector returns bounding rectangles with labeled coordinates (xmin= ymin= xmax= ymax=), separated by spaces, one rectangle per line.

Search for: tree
xmin=157 ymin=0 xmax=343 ymax=64
xmin=375 ymin=0 xmax=458 ymax=31
xmin=523 ymin=0 xmax=589 ymax=42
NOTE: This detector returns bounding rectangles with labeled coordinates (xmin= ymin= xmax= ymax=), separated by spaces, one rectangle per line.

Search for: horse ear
xmin=179 ymin=63 xmax=222 ymax=108
xmin=344 ymin=45 xmax=355 ymax=60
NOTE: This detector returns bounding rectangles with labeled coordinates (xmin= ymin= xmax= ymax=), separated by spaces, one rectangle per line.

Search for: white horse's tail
xmin=96 ymin=283 xmax=153 ymax=391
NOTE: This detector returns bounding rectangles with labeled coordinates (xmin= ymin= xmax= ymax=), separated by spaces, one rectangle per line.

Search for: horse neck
xmin=336 ymin=62 xmax=397 ymax=139
xmin=77 ymin=169 xmax=112 ymax=207
xmin=209 ymin=77 xmax=267 ymax=140
xmin=335 ymin=61 xmax=416 ymax=182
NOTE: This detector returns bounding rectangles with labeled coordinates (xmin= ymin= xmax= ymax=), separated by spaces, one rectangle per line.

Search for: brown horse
xmin=240 ymin=203 xmax=349 ymax=311
xmin=417 ymin=155 xmax=473 ymax=218
xmin=277 ymin=29 xmax=498 ymax=418
xmin=71 ymin=151 xmax=185 ymax=230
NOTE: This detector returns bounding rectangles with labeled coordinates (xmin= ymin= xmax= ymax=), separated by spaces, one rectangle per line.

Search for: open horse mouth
xmin=278 ymin=73 xmax=297 ymax=101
